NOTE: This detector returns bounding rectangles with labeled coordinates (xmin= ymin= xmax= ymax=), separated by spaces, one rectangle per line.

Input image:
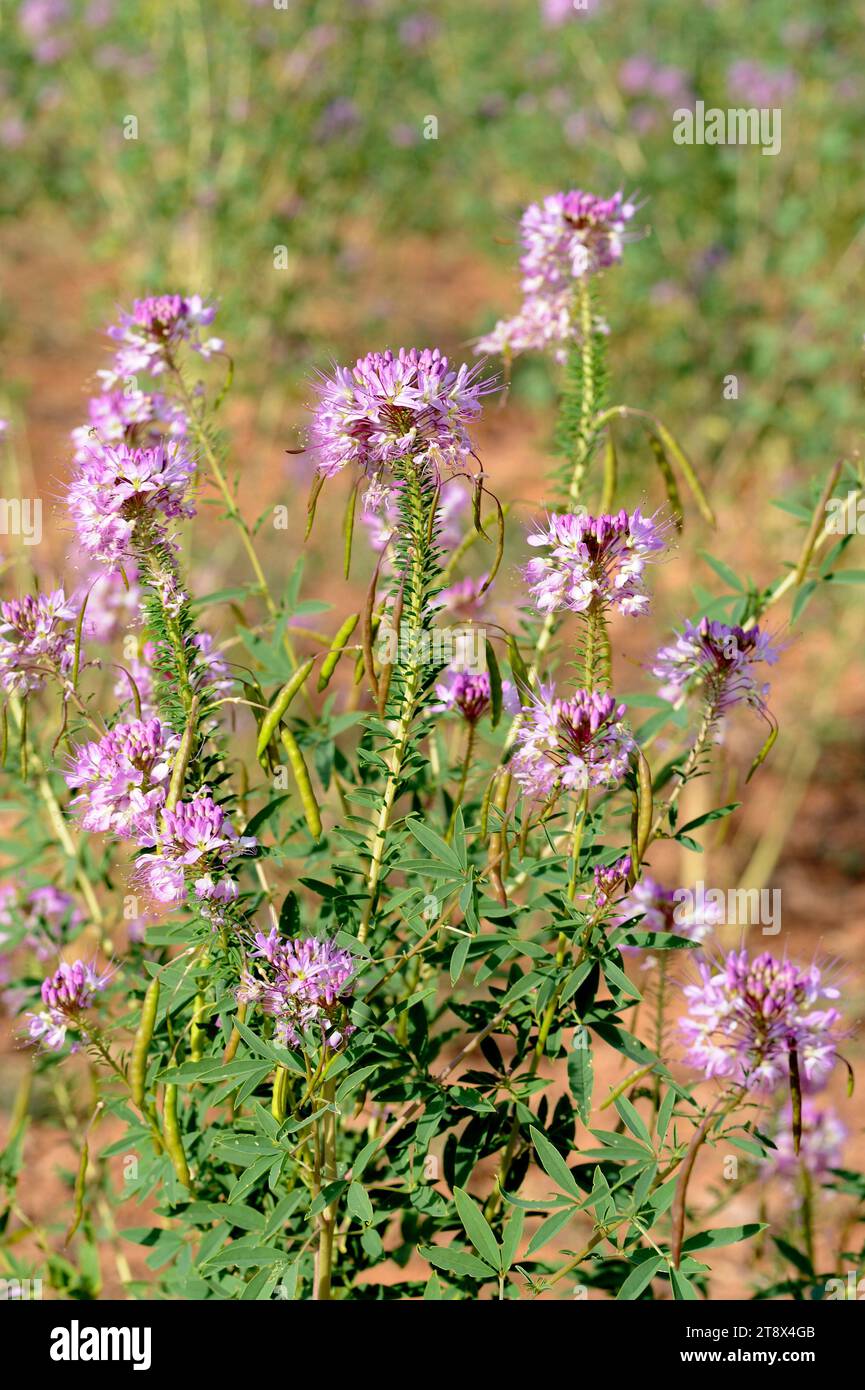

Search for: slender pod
xmin=633 ymin=746 xmax=654 ymax=869
xmin=163 ymin=1083 xmax=192 ymax=1189
xmin=164 ymin=695 xmax=200 ymax=813
xmin=343 ymin=480 xmax=359 ymax=578
xmin=317 ymin=614 xmax=359 ymax=692
xmin=190 ymin=991 xmax=207 ymax=1063
xmin=256 ymin=659 xmax=315 ymax=763
xmin=130 ymin=976 xmax=160 ymax=1109
xmin=280 ymin=728 xmax=323 ymax=839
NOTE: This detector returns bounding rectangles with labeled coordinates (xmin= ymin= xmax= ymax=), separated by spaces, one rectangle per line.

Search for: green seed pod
xmin=272 ymin=1065 xmax=289 ymax=1123
xmin=164 ymin=695 xmax=201 ymax=814
xmin=256 ymin=658 xmax=315 ymax=764
xmin=64 ymin=1137 xmax=89 ymax=1246
xmin=190 ymin=991 xmax=207 ymax=1063
xmin=280 ymin=728 xmax=323 ymax=840
xmin=163 ymin=1083 xmax=191 ymax=1189
xmin=130 ymin=977 xmax=160 ymax=1109
xmin=634 ymin=746 xmax=654 ymax=867
xmin=317 ymin=614 xmax=359 ymax=692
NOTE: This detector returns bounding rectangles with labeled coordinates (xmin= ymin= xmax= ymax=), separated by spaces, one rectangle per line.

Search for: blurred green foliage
xmin=2 ymin=0 xmax=863 ymax=472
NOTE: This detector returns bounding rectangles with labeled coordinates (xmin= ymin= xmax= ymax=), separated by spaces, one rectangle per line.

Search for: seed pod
xmin=600 ymin=426 xmax=618 ymax=514
xmin=634 ymin=746 xmax=654 ymax=867
xmin=164 ymin=695 xmax=200 ymax=813
xmin=190 ymin=991 xmax=207 ymax=1063
xmin=317 ymin=614 xmax=359 ymax=692
xmin=272 ymin=1065 xmax=289 ymax=1123
xmin=343 ymin=481 xmax=359 ymax=579
xmin=163 ymin=1083 xmax=191 ymax=1189
xmin=256 ymin=658 xmax=315 ymax=764
xmin=64 ymin=1137 xmax=89 ymax=1247
xmin=280 ymin=728 xmax=323 ymax=840
xmin=130 ymin=976 xmax=160 ymax=1109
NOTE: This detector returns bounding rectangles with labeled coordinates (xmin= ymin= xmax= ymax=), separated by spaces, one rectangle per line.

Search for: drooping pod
xmin=256 ymin=659 xmax=315 ymax=765
xmin=280 ymin=728 xmax=323 ymax=840
xmin=163 ymin=1083 xmax=192 ymax=1189
xmin=130 ymin=976 xmax=160 ymax=1109
xmin=317 ymin=614 xmax=359 ymax=692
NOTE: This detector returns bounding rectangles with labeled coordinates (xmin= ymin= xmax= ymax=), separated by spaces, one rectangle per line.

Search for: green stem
xmin=446 ymin=722 xmax=476 ymax=842
xmin=314 ymin=1079 xmax=338 ymax=1300
xmin=359 ymin=456 xmax=438 ymax=942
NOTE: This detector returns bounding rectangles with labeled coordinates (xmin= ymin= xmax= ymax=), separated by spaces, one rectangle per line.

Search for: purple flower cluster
xmin=435 ymin=670 xmax=492 ymax=724
xmin=0 ymin=589 xmax=77 ymax=695
xmin=68 ymin=440 xmax=197 ymax=569
xmin=592 ymin=855 xmax=632 ymax=906
xmin=680 ymin=950 xmax=843 ymax=1093
xmin=727 ymin=61 xmax=796 ymax=108
xmin=238 ymin=929 xmax=356 ymax=1049
xmin=477 ymin=189 xmax=635 ymax=363
xmin=135 ymin=792 xmax=257 ymax=909
xmin=0 ymin=883 xmax=82 ymax=962
xmin=767 ymin=1100 xmax=847 ymax=1182
xmin=434 ymin=572 xmax=491 ymax=621
xmin=618 ymin=876 xmax=722 ymax=944
xmin=653 ymin=618 xmax=780 ymax=719
xmin=65 ymin=718 xmax=179 ymax=838
xmin=105 ymin=295 xmax=221 ymax=382
xmin=309 ymin=348 xmax=494 ymax=484
xmin=70 ymin=387 xmax=185 ymax=466
xmin=619 ymin=56 xmax=692 ymax=112
xmin=26 ymin=959 xmax=111 ymax=1052
xmin=524 ymin=508 xmax=668 ymax=617
xmin=511 ymin=689 xmax=634 ymax=798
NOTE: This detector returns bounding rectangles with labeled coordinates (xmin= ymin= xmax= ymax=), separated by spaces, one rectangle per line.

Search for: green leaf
xmin=656 ymin=1087 xmax=676 ymax=1146
xmin=826 ymin=568 xmax=865 ymax=584
xmin=772 ymin=1235 xmax=814 ymax=1277
xmin=405 ymin=818 xmax=463 ymax=871
xmin=243 ymin=795 xmax=293 ymax=836
xmin=500 ymin=1208 xmax=525 ymax=1270
xmin=670 ymin=1267 xmax=699 ymax=1300
xmin=486 ymin=639 xmax=503 ymax=729
xmin=525 ymin=1205 xmax=573 ymax=1257
xmin=591 ymin=1022 xmax=668 ymax=1076
xmin=614 ymin=1096 xmax=653 ymax=1147
xmin=346 ymin=1182 xmax=374 ymax=1226
xmin=567 ymin=1033 xmax=594 ymax=1126
xmin=453 ymin=1187 xmax=501 ymax=1271
xmin=676 ymin=802 xmax=741 ymax=836
xmin=419 ymin=1245 xmax=494 ymax=1280
xmin=681 ymin=1222 xmax=766 ymax=1252
xmin=616 ymin=1253 xmax=664 ymax=1300
xmin=529 ymin=1126 xmax=582 ymax=1201
xmin=700 ymin=551 xmax=744 ymax=593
